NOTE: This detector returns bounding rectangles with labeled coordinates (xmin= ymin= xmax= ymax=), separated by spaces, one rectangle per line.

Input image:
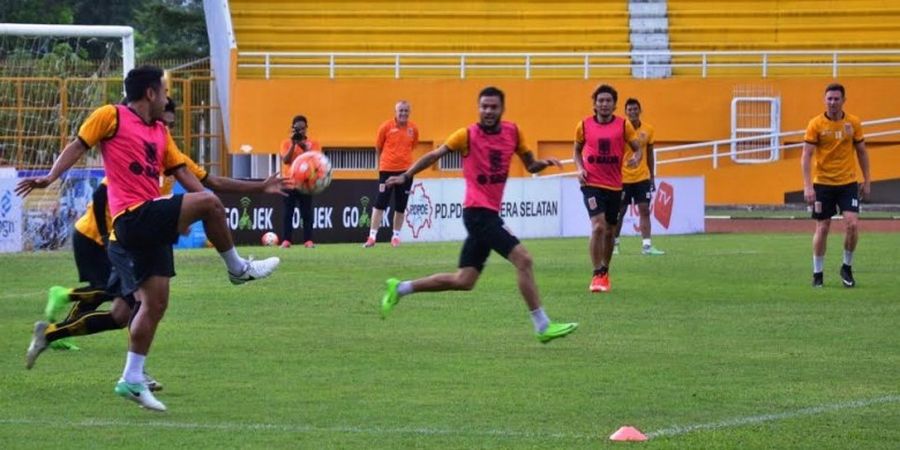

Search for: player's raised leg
xmin=176 ymin=191 xmax=280 ymax=284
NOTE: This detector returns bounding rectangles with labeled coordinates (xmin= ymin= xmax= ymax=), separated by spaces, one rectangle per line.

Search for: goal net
xmin=0 ymin=24 xmax=133 ymax=250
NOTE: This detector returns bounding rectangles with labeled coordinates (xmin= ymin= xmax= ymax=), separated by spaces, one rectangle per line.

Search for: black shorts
xmin=113 ymin=195 xmax=183 ymax=249
xmin=622 ymin=179 xmax=653 ymax=206
xmin=72 ymin=230 xmax=110 ymax=288
xmin=374 ymin=171 xmax=413 ymax=213
xmin=812 ymin=182 xmax=859 ymax=220
xmin=105 ymin=267 xmax=138 ymax=308
xmin=106 ymin=239 xmax=175 ymax=298
xmin=581 ymin=186 xmax=622 ymax=225
xmin=458 ymin=207 xmax=521 ymax=272
xmin=108 ymin=196 xmax=182 ymax=297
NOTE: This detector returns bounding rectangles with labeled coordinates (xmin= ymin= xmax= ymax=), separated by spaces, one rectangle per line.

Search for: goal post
xmin=0 ymin=23 xmax=135 ymax=251
xmin=0 ymin=23 xmax=134 ymax=78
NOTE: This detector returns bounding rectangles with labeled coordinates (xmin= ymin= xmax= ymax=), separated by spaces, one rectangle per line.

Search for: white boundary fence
xmin=537 ymin=116 xmax=900 ymax=176
xmin=237 ymin=50 xmax=900 ymax=80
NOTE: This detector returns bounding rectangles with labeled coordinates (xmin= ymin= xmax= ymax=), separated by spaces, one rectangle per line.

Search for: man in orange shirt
xmin=280 ymin=115 xmax=321 ymax=248
xmin=364 ymin=100 xmax=419 ymax=248
xmin=613 ymin=98 xmax=664 ymax=256
xmin=801 ymin=83 xmax=871 ymax=288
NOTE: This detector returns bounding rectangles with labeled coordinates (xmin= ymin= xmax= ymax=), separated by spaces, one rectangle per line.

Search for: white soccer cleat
xmin=115 ymin=379 xmax=167 ymax=411
xmin=25 ymin=321 xmax=49 ymax=369
xmin=229 ymin=256 xmax=281 ymax=285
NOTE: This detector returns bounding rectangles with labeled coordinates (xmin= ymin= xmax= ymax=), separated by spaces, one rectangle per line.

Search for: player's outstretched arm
xmin=203 ymin=173 xmax=286 ymax=195
xmin=172 ymin=166 xmax=207 ymax=193
xmin=15 ymin=139 xmax=89 ymax=197
xmin=385 ymin=145 xmax=450 ymax=188
xmin=518 ymin=150 xmax=562 ymax=174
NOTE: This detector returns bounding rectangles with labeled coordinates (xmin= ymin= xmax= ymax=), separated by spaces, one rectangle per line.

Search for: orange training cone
xmin=609 ymin=426 xmax=648 ymax=442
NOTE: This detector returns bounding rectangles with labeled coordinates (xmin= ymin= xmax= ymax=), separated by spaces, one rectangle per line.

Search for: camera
xmin=291 ymin=128 xmax=305 ymax=142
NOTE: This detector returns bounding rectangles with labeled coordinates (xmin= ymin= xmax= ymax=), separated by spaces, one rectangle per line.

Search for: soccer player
xmin=280 ymin=115 xmax=320 ymax=248
xmin=613 ymin=98 xmax=664 ymax=256
xmin=42 ymin=180 xmax=112 ymax=352
xmin=26 ymin=98 xmax=282 ymax=381
xmin=364 ymin=100 xmax=419 ymax=248
xmin=38 ymin=97 xmax=181 ymax=354
xmin=380 ymin=86 xmax=578 ymax=343
xmin=573 ymin=84 xmax=644 ymax=293
xmin=17 ymin=65 xmax=281 ymax=411
xmin=801 ymin=83 xmax=870 ymax=288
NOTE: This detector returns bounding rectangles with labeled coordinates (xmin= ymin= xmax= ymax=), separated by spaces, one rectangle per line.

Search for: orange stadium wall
xmin=231 ymin=78 xmax=900 ymax=205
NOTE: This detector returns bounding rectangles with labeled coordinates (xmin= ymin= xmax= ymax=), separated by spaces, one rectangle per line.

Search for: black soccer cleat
xmin=812 ymin=272 xmax=824 ymax=288
xmin=839 ymin=264 xmax=855 ymax=288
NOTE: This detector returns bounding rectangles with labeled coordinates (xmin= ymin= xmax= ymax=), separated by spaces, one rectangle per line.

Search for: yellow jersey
xmin=804 ymin=112 xmax=864 ymax=185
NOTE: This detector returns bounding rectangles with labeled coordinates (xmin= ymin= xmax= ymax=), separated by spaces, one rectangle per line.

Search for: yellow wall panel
xmin=232 ymin=77 xmax=900 ymax=204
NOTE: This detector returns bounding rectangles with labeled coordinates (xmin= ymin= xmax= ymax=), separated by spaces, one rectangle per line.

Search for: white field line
xmin=646 ymin=395 xmax=900 ymax=439
xmin=1 ymin=395 xmax=897 ymax=441
xmin=0 ymin=290 xmax=45 ymax=300
xmin=0 ymin=417 xmax=592 ymax=440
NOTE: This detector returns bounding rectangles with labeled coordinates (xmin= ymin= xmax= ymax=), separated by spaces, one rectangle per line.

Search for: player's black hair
xmin=825 ymin=83 xmax=845 ymax=97
xmin=478 ymin=86 xmax=505 ymax=105
xmin=624 ymin=98 xmax=641 ymax=109
xmin=292 ymin=115 xmax=308 ymax=127
xmin=592 ymin=84 xmax=618 ymax=104
xmin=124 ymin=65 xmax=164 ymax=102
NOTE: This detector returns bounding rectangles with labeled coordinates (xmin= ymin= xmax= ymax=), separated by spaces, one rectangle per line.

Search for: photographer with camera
xmin=280 ymin=115 xmax=320 ymax=248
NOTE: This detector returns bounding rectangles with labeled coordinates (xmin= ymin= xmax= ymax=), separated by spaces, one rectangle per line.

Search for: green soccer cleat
xmin=641 ymin=246 xmax=666 ymax=256
xmin=49 ymin=337 xmax=80 ymax=351
xmin=44 ymin=286 xmax=70 ymax=321
xmin=536 ymin=322 xmax=579 ymax=344
xmin=380 ymin=278 xmax=401 ymax=319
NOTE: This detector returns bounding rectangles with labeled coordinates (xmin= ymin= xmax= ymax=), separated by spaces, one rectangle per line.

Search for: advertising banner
xmin=218 ymin=180 xmax=381 ymax=245
xmin=0 ymin=168 xmax=23 ymax=253
xmin=15 ymin=168 xmax=104 ymax=251
xmin=400 ymin=178 xmax=562 ymax=242
xmin=218 ymin=176 xmax=702 ymax=246
xmin=561 ymin=176 xmax=705 ymax=237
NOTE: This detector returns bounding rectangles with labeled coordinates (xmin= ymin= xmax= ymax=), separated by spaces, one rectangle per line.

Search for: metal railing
xmin=537 ymin=116 xmax=900 ymax=178
xmin=238 ymin=49 xmax=900 ymax=79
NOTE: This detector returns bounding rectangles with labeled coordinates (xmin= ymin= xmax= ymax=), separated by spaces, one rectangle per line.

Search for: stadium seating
xmin=667 ymin=0 xmax=900 ymax=76
xmin=230 ymin=0 xmax=633 ymax=78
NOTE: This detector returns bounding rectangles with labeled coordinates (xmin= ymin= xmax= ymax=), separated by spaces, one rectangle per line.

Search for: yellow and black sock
xmin=68 ymin=286 xmax=113 ymax=307
xmin=45 ymin=312 xmax=123 ymax=344
xmin=62 ymin=287 xmax=115 ymax=322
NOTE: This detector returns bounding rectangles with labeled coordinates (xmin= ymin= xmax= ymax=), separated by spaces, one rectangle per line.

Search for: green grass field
xmin=1 ymin=233 xmax=899 ymax=449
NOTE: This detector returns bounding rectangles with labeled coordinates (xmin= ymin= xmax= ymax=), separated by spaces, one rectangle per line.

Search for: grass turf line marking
xmin=1 ymin=395 xmax=897 ymax=441
xmin=0 ymin=290 xmax=45 ymax=301
xmin=646 ymin=394 xmax=900 ymax=439
xmin=0 ymin=418 xmax=594 ymax=441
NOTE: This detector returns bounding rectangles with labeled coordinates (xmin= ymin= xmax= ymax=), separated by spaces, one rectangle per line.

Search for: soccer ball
xmin=290 ymin=151 xmax=333 ymax=195
xmin=261 ymin=231 xmax=279 ymax=246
